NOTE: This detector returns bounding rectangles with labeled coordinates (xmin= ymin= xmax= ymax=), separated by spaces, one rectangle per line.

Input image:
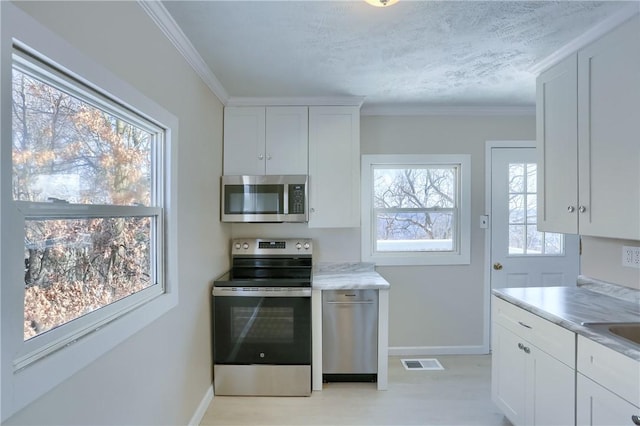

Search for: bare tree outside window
xmin=12 ymin=63 xmax=160 ymax=340
xmin=508 ymin=162 xmax=563 ymax=256
xmin=373 ymin=166 xmax=458 ymax=252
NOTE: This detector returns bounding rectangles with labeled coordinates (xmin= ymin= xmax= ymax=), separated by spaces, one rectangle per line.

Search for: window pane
xmin=526 ymin=194 xmax=537 ymax=223
xmin=526 ymin=163 xmax=537 ymax=193
xmin=508 ymin=163 xmax=525 ymax=193
xmin=509 ymin=194 xmax=525 ymax=224
xmin=24 ymin=217 xmax=155 ymax=340
xmin=373 ymin=167 xmax=456 ymax=209
xmin=12 ymin=69 xmax=152 ymax=206
xmin=544 ymin=232 xmax=564 ymax=255
xmin=508 ymin=225 xmax=525 ymax=254
xmin=376 ymin=211 xmax=454 ymax=252
xmin=526 ymin=225 xmax=544 ymax=254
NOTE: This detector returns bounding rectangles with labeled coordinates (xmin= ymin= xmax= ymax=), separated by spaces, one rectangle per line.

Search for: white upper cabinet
xmin=537 ymin=15 xmax=640 ymax=240
xmin=223 ymin=106 xmax=308 ymax=175
xmin=308 ymin=106 xmax=360 ymax=228
xmin=536 ymin=53 xmax=578 ymax=234
xmin=577 ymin=15 xmax=640 ymax=239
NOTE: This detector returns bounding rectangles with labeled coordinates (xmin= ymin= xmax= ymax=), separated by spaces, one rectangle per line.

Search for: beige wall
xmin=361 ymin=115 xmax=536 ymax=351
xmin=6 ymin=1 xmax=229 ymax=424
xmin=582 ymin=237 xmax=640 ymax=290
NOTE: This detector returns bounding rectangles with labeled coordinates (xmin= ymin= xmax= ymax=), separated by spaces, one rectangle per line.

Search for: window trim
xmin=1 ymin=3 xmax=179 ymax=420
xmin=361 ymin=154 xmax=471 ymax=266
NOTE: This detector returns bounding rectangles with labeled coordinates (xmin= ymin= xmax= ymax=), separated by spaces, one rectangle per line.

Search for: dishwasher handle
xmin=325 ymin=300 xmax=376 ymax=305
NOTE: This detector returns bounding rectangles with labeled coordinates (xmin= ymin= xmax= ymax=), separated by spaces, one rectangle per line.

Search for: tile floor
xmin=200 ymin=355 xmax=512 ymax=425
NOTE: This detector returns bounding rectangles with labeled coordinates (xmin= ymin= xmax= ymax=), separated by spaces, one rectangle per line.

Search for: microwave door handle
xmin=283 ymin=184 xmax=288 ymax=215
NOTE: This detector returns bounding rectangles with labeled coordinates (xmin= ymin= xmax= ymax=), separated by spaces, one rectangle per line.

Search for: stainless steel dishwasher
xmin=322 ymin=289 xmax=378 ymax=382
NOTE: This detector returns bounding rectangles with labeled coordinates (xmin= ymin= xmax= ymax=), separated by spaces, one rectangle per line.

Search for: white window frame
xmin=1 ymin=4 xmax=179 ymax=420
xmin=361 ymin=154 xmax=471 ymax=266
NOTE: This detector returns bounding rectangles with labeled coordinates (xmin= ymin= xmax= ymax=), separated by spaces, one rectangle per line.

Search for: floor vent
xmin=401 ymin=358 xmax=444 ymax=371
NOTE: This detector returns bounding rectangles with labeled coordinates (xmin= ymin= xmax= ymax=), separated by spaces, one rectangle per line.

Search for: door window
xmin=508 ymin=162 xmax=563 ymax=256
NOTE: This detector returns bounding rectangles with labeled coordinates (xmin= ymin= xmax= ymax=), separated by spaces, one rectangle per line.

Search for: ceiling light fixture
xmin=364 ymin=0 xmax=399 ymax=7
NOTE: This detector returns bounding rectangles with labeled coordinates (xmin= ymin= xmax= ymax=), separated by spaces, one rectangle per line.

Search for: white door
xmin=490 ymin=146 xmax=579 ymax=289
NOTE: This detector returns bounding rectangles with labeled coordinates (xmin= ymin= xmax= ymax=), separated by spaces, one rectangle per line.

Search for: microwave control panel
xmin=289 ymin=184 xmax=305 ymax=214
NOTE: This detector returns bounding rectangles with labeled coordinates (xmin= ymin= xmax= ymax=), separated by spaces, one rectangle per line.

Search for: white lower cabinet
xmin=576 ymin=335 xmax=640 ymax=425
xmin=492 ymin=297 xmax=576 ymax=426
xmin=577 ymin=374 xmax=640 ymax=426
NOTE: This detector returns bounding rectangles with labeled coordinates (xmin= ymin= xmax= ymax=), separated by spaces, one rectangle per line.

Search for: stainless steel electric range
xmin=212 ymin=238 xmax=312 ymax=396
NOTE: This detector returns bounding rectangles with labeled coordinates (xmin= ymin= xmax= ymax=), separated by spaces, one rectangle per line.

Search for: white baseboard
xmin=188 ymin=385 xmax=214 ymax=426
xmin=388 ymin=345 xmax=488 ymax=356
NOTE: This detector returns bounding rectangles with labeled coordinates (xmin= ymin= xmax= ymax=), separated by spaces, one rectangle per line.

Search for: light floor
xmin=200 ymin=355 xmax=512 ymax=426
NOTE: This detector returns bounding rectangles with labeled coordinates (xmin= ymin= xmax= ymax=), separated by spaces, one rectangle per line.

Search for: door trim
xmin=483 ymin=140 xmax=536 ymax=353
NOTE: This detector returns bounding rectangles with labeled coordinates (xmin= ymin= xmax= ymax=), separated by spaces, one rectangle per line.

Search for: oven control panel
xmin=231 ymin=238 xmax=312 ymax=255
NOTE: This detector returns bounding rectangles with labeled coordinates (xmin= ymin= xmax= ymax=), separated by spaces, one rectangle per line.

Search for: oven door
xmin=213 ymin=288 xmax=311 ymax=365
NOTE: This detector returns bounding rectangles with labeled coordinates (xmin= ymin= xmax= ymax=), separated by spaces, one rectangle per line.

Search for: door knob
xmin=493 ymin=263 xmax=503 ymax=271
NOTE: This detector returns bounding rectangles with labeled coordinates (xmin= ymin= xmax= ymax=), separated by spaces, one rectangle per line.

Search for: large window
xmin=361 ymin=155 xmax=471 ymax=265
xmin=13 ymin=56 xmax=163 ymax=342
xmin=1 ymin=5 xmax=178 ymax=418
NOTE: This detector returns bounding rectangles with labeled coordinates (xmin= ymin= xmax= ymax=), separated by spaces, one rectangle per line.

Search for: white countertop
xmin=492 ymin=277 xmax=640 ymax=361
xmin=312 ymin=262 xmax=390 ymax=290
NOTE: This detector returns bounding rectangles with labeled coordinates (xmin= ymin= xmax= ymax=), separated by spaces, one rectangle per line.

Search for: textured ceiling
xmin=162 ymin=1 xmax=635 ymax=109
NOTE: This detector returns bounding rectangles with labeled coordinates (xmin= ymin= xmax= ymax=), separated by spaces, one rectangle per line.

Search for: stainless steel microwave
xmin=221 ymin=175 xmax=308 ymax=223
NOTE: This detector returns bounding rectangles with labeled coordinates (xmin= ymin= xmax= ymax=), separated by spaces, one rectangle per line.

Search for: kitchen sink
xmin=582 ymin=322 xmax=640 ymax=346
xmin=608 ymin=324 xmax=640 ymax=345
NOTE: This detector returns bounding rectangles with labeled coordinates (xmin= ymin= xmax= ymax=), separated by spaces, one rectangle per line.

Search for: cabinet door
xmin=308 ymin=106 xmax=360 ymax=228
xmin=577 ymin=15 xmax=640 ymax=240
xmin=492 ymin=324 xmax=527 ymax=426
xmin=577 ymin=373 xmax=640 ymax=426
xmin=223 ymin=107 xmax=266 ymax=175
xmin=536 ymin=53 xmax=578 ymax=234
xmin=529 ymin=346 xmax=575 ymax=426
xmin=265 ymin=107 xmax=308 ymax=175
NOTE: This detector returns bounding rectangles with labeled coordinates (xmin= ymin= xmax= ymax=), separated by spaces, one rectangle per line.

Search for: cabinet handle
xmin=518 ymin=343 xmax=524 ymax=350
xmin=258 ymin=154 xmax=264 ymax=160
xmin=267 ymin=154 xmax=272 ymax=160
xmin=523 ymin=346 xmax=531 ymax=354
xmin=631 ymin=415 xmax=640 ymax=425
xmin=567 ymin=206 xmax=575 ymax=213
xmin=518 ymin=321 xmax=532 ymax=329
xmin=578 ymin=205 xmax=586 ymax=213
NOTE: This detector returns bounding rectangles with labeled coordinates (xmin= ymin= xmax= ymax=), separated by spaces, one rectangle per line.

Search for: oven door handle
xmin=213 ymin=287 xmax=311 ymax=297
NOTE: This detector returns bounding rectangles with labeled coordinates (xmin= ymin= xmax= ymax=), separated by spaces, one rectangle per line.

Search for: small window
xmin=361 ymin=155 xmax=471 ymax=266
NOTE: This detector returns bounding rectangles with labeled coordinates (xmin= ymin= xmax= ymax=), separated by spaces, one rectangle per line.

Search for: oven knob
xmin=296 ymin=242 xmax=302 ymax=250
xmin=242 ymin=242 xmax=249 ymax=250
xmin=304 ymin=242 xmax=310 ymax=250
xmin=234 ymin=242 xmax=241 ymax=250
xmin=260 ymin=352 xmax=265 ymax=358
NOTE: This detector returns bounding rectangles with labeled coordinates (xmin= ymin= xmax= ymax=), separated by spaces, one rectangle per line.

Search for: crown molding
xmin=137 ymin=0 xmax=229 ymax=103
xmin=226 ymin=96 xmax=366 ymax=107
xmin=360 ymin=105 xmax=535 ymax=117
xmin=530 ymin=4 xmax=640 ymax=75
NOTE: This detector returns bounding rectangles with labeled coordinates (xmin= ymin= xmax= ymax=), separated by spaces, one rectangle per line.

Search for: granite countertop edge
xmin=312 ymin=262 xmax=390 ymax=290
xmin=492 ymin=279 xmax=640 ymax=362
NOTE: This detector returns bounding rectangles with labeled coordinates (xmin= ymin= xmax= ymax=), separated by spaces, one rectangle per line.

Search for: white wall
xmin=581 ymin=237 xmax=640 ymax=290
xmin=4 ymin=2 xmax=229 ymax=424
